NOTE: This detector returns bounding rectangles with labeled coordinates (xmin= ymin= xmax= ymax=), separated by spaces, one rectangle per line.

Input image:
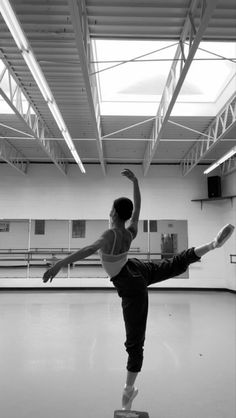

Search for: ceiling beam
xmin=142 ymin=0 xmax=218 ymax=175
xmin=2 ymin=136 xmax=236 ymax=143
xmin=68 ymin=0 xmax=106 ymax=175
xmin=0 ymin=136 xmax=28 ymax=174
xmin=0 ymin=57 xmax=67 ymax=175
xmin=181 ymin=93 xmax=236 ymax=175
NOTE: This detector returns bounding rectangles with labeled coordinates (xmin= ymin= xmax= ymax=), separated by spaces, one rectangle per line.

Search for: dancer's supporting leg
xmin=125 ymin=371 xmax=138 ymax=387
xmin=121 ymin=290 xmax=148 ymax=410
xmin=122 ymin=372 xmax=139 ymax=410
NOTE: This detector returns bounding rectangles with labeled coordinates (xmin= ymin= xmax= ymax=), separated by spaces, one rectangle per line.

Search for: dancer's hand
xmin=121 ymin=168 xmax=137 ymax=182
xmin=43 ymin=262 xmax=62 ymax=283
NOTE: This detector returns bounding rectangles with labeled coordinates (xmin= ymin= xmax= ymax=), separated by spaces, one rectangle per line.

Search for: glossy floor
xmin=0 ymin=290 xmax=235 ymax=418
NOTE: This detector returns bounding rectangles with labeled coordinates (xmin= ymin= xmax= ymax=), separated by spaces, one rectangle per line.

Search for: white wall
xmin=30 ymin=220 xmax=69 ymax=249
xmin=221 ymin=171 xmax=236 ymax=291
xmin=0 ymin=220 xmax=29 ymax=249
xmin=0 ymin=163 xmax=235 ymax=289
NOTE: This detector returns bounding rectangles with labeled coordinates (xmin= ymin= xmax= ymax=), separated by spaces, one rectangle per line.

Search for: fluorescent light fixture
xmin=0 ymin=0 xmax=28 ymax=50
xmin=62 ymin=130 xmax=85 ymax=173
xmin=204 ymin=146 xmax=236 ymax=174
xmin=47 ymin=101 xmax=67 ymax=133
xmin=0 ymin=0 xmax=52 ymax=102
xmin=63 ymin=130 xmax=75 ymax=150
xmin=22 ymin=50 xmax=52 ymax=102
xmin=70 ymin=148 xmax=86 ymax=173
xmin=0 ymin=0 xmax=85 ymax=173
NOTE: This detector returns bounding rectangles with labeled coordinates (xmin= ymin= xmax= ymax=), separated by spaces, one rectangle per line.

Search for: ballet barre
xmin=0 ymin=249 xmax=187 ymax=268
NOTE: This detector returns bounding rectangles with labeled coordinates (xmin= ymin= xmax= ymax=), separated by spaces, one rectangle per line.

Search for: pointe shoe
xmin=213 ymin=224 xmax=235 ymax=248
xmin=122 ymin=386 xmax=138 ymax=410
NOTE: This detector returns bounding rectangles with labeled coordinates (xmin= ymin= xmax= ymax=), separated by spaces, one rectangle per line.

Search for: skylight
xmin=92 ymin=40 xmax=236 ymax=116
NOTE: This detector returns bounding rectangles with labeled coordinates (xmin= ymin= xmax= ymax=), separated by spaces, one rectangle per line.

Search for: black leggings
xmin=111 ymin=248 xmax=200 ymax=373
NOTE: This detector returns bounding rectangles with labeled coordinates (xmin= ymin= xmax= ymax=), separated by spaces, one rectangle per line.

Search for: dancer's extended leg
xmin=194 ymin=223 xmax=235 ymax=257
xmin=144 ymin=224 xmax=235 ymax=286
xmin=213 ymin=223 xmax=235 ymax=248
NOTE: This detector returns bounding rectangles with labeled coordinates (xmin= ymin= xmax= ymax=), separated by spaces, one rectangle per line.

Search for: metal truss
xmin=0 ymin=56 xmax=67 ymax=175
xmin=143 ymin=0 xmax=218 ymax=175
xmin=0 ymin=137 xmax=28 ymax=174
xmin=182 ymin=93 xmax=236 ymax=175
xmin=221 ymin=155 xmax=236 ymax=176
xmin=68 ymin=0 xmax=106 ymax=175
xmin=102 ymin=117 xmax=156 ymax=139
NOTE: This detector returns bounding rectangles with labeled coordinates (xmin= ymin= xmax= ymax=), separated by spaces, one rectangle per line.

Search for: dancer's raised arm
xmin=121 ymin=169 xmax=140 ymax=238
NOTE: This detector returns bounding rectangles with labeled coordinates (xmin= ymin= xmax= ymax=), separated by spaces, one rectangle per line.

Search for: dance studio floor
xmin=0 ymin=289 xmax=235 ymax=418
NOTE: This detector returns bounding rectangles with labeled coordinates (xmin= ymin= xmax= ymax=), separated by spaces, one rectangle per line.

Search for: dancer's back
xmin=98 ymin=227 xmax=134 ymax=278
xmin=101 ymin=227 xmax=133 ymax=255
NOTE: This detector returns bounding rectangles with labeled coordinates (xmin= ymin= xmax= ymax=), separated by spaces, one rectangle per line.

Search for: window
xmin=143 ymin=220 xmax=157 ymax=232
xmin=35 ymin=220 xmax=45 ymax=235
xmin=150 ymin=220 xmax=157 ymax=232
xmin=0 ymin=222 xmax=9 ymax=232
xmin=72 ymin=220 xmax=86 ymax=238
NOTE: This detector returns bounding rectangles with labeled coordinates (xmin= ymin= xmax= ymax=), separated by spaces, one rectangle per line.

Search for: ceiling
xmin=0 ymin=0 xmax=236 ymax=176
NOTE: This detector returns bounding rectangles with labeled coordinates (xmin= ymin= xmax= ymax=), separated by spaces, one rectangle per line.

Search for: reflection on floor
xmin=0 ymin=290 xmax=235 ymax=418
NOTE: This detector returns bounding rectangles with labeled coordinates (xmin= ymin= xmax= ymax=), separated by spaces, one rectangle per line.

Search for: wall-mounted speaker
xmin=207 ymin=176 xmax=221 ymax=198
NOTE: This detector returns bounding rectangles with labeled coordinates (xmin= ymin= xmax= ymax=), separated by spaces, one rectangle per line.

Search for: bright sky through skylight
xmin=93 ymin=40 xmax=236 ymax=116
xmin=0 ymin=41 xmax=235 ymax=117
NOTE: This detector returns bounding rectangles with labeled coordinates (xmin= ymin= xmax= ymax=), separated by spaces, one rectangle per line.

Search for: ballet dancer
xmin=43 ymin=169 xmax=235 ymax=411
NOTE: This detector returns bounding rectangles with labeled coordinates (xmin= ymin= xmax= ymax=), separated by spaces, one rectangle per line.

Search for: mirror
xmin=0 ymin=219 xmax=189 ymax=280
